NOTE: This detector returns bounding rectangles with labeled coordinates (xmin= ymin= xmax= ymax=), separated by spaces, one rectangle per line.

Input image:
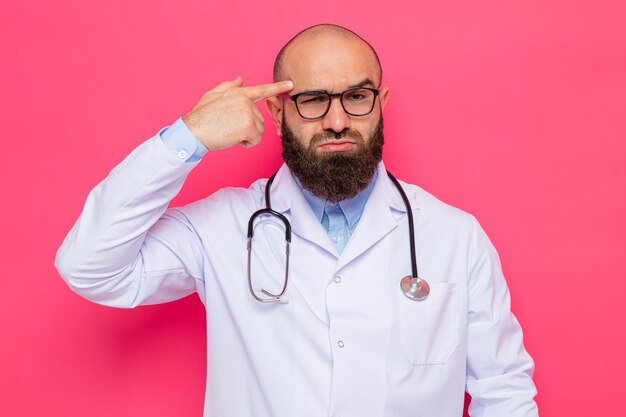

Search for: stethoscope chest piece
xmin=401 ymin=276 xmax=430 ymax=301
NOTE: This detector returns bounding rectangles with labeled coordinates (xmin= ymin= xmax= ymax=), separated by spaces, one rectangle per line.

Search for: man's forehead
xmin=281 ymin=35 xmax=381 ymax=90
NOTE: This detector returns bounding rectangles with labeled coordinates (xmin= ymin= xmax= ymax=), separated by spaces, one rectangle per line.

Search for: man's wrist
xmin=160 ymin=117 xmax=209 ymax=163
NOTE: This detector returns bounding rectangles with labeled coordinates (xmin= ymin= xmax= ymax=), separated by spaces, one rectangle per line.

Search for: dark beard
xmin=281 ymin=119 xmax=384 ymax=203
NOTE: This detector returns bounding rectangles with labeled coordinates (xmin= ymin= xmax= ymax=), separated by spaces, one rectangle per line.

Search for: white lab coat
xmin=56 ymin=133 xmax=539 ymax=417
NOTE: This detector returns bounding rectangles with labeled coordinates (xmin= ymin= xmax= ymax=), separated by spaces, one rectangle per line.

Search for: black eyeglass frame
xmin=279 ymin=87 xmax=380 ymax=120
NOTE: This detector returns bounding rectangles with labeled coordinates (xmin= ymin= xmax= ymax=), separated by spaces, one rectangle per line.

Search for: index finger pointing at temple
xmin=241 ymin=80 xmax=294 ymax=102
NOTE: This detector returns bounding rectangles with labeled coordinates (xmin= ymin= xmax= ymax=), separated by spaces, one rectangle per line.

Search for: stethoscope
xmin=247 ymin=170 xmax=430 ymax=304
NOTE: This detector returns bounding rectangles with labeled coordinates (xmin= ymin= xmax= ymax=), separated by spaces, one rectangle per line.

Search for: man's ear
xmin=378 ymin=87 xmax=390 ymax=111
xmin=265 ymin=97 xmax=284 ymax=137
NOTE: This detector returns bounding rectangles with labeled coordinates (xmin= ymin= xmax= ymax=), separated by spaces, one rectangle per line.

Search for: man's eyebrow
xmin=292 ymin=78 xmax=378 ymax=95
xmin=348 ymin=78 xmax=376 ymax=88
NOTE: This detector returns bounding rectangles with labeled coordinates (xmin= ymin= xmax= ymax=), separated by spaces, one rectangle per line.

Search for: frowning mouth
xmin=317 ymin=139 xmax=357 ymax=152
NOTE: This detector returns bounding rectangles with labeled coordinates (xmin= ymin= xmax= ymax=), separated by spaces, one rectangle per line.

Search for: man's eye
xmin=345 ymin=93 xmax=366 ymax=101
xmin=299 ymin=95 xmax=328 ymax=105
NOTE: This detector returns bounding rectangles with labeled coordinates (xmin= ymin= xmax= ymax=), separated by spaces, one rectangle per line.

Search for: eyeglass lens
xmin=295 ymin=88 xmax=376 ymax=119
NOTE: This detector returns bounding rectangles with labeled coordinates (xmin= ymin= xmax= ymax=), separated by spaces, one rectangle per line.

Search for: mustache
xmin=309 ymin=129 xmax=364 ymax=146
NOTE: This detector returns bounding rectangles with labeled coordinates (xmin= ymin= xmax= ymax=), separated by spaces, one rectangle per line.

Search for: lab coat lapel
xmin=335 ymin=163 xmax=408 ymax=272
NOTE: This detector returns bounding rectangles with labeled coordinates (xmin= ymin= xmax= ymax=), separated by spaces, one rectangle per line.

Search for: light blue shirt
xmin=160 ymin=118 xmax=377 ymax=253
xmin=296 ymin=172 xmax=377 ymax=253
xmin=161 ymin=117 xmax=209 ymax=162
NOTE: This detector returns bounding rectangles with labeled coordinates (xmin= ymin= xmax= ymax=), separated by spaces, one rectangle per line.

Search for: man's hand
xmin=182 ymin=77 xmax=293 ymax=150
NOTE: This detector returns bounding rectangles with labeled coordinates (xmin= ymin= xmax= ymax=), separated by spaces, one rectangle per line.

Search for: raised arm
xmin=55 ymin=78 xmax=293 ymax=308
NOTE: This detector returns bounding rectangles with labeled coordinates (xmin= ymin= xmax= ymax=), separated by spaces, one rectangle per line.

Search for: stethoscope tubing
xmin=247 ymin=170 xmax=426 ymax=303
xmin=385 ymin=172 xmax=419 ymax=279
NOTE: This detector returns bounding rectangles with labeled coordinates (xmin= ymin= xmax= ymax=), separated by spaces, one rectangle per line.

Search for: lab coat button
xmin=337 ymin=340 xmax=344 ymax=348
xmin=177 ymin=149 xmax=188 ymax=159
xmin=334 ymin=276 xmax=342 ymax=283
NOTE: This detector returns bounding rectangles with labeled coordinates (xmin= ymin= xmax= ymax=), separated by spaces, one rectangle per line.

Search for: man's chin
xmin=281 ymin=118 xmax=384 ymax=202
xmin=315 ymin=150 xmax=359 ymax=160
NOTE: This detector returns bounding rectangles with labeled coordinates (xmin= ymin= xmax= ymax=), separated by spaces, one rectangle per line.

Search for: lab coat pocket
xmin=399 ymin=282 xmax=459 ymax=365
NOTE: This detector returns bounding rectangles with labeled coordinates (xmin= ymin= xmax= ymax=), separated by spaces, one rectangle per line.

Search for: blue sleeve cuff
xmin=160 ymin=117 xmax=209 ymax=163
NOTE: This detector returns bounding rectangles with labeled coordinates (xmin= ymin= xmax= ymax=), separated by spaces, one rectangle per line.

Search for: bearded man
xmin=56 ymin=24 xmax=539 ymax=417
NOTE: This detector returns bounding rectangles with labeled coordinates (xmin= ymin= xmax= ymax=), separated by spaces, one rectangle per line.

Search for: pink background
xmin=1 ymin=1 xmax=625 ymax=416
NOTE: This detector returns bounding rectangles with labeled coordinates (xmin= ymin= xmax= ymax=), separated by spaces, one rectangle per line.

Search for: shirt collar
xmin=295 ymin=170 xmax=379 ymax=229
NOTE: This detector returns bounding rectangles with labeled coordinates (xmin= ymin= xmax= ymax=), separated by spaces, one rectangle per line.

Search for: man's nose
xmin=321 ymin=97 xmax=351 ymax=133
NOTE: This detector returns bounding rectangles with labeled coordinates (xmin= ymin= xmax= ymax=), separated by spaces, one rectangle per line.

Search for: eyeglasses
xmin=279 ymin=87 xmax=380 ymax=120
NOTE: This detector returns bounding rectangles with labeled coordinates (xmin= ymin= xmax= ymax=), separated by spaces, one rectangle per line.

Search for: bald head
xmin=273 ymin=24 xmax=382 ymax=85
